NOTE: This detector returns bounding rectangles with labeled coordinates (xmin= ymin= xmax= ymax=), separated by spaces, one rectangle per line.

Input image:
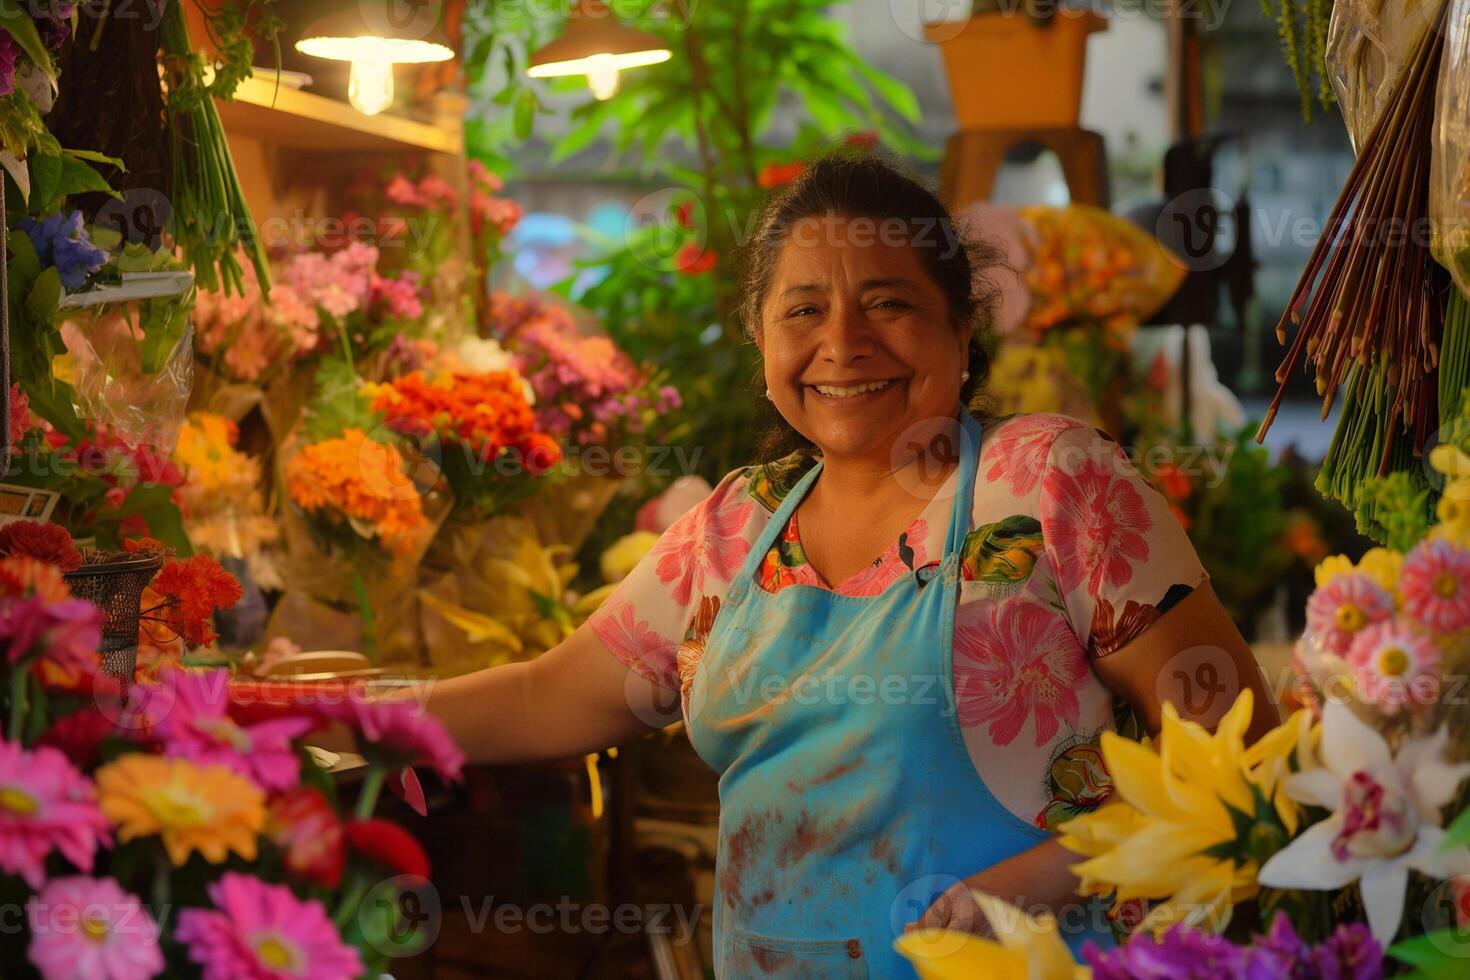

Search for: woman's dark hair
xmin=736 ymin=153 xmax=1004 ymax=462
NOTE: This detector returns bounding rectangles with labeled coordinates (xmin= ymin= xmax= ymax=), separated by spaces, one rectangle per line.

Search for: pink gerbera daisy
xmin=175 ymin=872 xmax=362 ymax=980
xmin=1345 ymin=622 xmax=1442 ymax=714
xmin=145 ymin=669 xmax=311 ymax=792
xmin=0 ymin=739 xmax=109 ymax=888
xmin=27 ymin=876 xmax=163 ymax=980
xmin=323 ymin=694 xmax=464 ymax=782
xmin=1305 ymin=572 xmax=1396 ymax=656
xmin=1400 ymin=538 xmax=1470 ymax=633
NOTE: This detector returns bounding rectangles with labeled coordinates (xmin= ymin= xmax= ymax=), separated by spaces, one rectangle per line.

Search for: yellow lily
xmin=893 ymin=892 xmax=1087 ymax=980
xmin=1059 ymin=691 xmax=1262 ymax=933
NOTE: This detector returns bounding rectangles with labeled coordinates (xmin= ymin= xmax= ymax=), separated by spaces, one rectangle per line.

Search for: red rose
xmin=0 ymin=521 xmax=82 ymax=571
xmin=344 ymin=819 xmax=431 ymax=880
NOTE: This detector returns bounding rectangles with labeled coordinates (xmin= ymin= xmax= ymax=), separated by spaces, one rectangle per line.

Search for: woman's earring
xmin=765 ymin=388 xmax=773 ymax=399
xmin=961 ymin=370 xmax=971 ymax=383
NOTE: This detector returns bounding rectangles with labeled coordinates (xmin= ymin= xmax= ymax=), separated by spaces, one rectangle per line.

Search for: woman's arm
xmin=421 ymin=620 xmax=675 ymax=765
xmin=913 ymin=582 xmax=1281 ymax=932
xmin=1091 ymin=580 xmax=1279 ymax=742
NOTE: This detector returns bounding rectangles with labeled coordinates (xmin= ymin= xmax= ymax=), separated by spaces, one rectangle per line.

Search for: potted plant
xmin=924 ymin=1 xmax=1108 ymax=130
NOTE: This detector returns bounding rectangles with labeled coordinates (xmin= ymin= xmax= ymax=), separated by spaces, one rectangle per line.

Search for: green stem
xmin=355 ymin=765 xmax=387 ymax=821
xmin=352 ymin=567 xmax=376 ymax=663
xmin=333 ymin=871 xmax=370 ymax=930
xmin=8 ymin=667 xmax=27 ymax=743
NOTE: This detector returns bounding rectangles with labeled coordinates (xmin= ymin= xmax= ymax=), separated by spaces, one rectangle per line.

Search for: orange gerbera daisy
xmin=95 ymin=756 xmax=265 ymax=867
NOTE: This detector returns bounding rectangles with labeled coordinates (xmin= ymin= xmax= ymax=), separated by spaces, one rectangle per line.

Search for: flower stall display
xmin=0 ymin=537 xmax=463 ymax=979
xmin=489 ymin=291 xmax=681 ymax=552
xmin=275 ymin=409 xmax=444 ymax=664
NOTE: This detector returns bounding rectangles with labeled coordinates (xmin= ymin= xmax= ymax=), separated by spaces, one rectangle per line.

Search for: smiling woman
xmin=420 ymin=154 xmax=1278 ymax=978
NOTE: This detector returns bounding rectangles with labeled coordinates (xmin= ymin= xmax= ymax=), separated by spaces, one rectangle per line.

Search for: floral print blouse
xmin=589 ymin=414 xmax=1208 ymax=829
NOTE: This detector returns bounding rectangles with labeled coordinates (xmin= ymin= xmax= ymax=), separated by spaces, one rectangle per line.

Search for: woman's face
xmin=757 ymin=215 xmax=971 ymax=463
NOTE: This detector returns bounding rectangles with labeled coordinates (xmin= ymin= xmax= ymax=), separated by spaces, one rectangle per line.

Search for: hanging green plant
xmin=1260 ymin=0 xmax=1335 ymax=122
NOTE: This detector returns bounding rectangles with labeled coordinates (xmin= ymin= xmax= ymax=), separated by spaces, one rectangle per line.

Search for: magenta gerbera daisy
xmin=0 ymin=739 xmax=109 ymax=888
xmin=175 ymin=872 xmax=362 ymax=980
xmin=323 ymin=694 xmax=464 ymax=782
xmin=145 ymin=669 xmax=311 ymax=792
xmin=1305 ymin=572 xmax=1396 ymax=656
xmin=1400 ymin=538 xmax=1470 ymax=633
xmin=27 ymin=876 xmax=163 ymax=980
xmin=1345 ymin=622 xmax=1442 ymax=714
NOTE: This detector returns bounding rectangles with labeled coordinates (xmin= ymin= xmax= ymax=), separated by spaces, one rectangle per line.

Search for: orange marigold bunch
xmin=285 ymin=429 xmax=429 ymax=557
xmin=368 ymin=371 xmax=563 ymax=476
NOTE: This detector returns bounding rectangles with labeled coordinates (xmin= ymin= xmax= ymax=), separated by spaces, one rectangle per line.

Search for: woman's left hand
xmin=906 ymin=873 xmax=995 ymax=936
xmin=907 ymin=837 xmax=1084 ymax=935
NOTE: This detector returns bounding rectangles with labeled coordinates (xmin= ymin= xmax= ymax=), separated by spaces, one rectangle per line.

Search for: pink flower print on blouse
xmin=592 ymin=600 xmax=678 ymax=687
xmin=650 ymin=490 xmax=754 ymax=605
xmin=953 ymin=601 xmax=1087 ymax=747
xmin=1042 ymin=452 xmax=1153 ymax=597
xmin=983 ymin=415 xmax=1082 ymax=495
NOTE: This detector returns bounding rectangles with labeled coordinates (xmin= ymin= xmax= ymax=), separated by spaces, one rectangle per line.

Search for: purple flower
xmin=1245 ymin=914 xmax=1314 ymax=980
xmin=20 ymin=212 xmax=107 ymax=290
xmin=1313 ymin=923 xmax=1382 ymax=980
xmin=1085 ymin=924 xmax=1248 ymax=979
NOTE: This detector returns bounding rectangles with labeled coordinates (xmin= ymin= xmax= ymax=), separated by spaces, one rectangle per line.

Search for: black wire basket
xmin=64 ymin=551 xmax=164 ymax=683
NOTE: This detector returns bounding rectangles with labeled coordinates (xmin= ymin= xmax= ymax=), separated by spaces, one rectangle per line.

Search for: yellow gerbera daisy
xmin=96 ymin=756 xmax=264 ymax=867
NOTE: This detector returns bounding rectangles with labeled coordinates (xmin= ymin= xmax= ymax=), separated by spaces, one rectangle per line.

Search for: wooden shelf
xmin=216 ymin=74 xmax=463 ymax=156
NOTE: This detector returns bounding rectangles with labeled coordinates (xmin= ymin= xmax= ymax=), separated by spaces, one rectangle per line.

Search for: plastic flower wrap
xmin=172 ymin=412 xmax=278 ymax=563
xmin=418 ymin=516 xmax=618 ymax=676
xmin=1018 ymin=205 xmax=1185 ymax=347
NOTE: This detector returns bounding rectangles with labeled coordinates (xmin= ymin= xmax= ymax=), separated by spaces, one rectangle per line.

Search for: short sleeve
xmin=1038 ymin=425 xmax=1208 ymax=658
xmin=587 ymin=469 xmax=764 ymax=690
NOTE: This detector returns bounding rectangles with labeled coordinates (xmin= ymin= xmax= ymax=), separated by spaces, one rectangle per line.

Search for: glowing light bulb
xmin=348 ymin=59 xmax=395 ymax=116
xmin=587 ymin=56 xmax=620 ymax=100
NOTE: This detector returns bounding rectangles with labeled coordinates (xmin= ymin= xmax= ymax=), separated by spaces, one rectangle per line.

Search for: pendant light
xmin=527 ymin=0 xmax=670 ymax=101
xmin=295 ymin=6 xmax=455 ymax=116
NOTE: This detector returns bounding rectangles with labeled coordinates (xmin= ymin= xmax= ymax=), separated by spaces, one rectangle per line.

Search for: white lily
xmin=1257 ymin=699 xmax=1470 ymax=945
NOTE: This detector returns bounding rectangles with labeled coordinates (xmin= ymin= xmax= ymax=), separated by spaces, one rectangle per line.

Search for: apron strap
xmin=944 ymin=411 xmax=984 ymax=557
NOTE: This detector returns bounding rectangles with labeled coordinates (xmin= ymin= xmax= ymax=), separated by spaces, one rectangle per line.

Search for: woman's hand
xmin=908 ymin=838 xmax=1083 ymax=936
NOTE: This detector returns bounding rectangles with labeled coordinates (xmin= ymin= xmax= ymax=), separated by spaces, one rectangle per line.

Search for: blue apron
xmin=687 ymin=411 xmax=1102 ymax=977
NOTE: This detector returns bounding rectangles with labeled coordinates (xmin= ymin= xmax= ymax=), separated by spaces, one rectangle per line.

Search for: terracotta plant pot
xmin=925 ymin=10 xmax=1108 ymax=130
